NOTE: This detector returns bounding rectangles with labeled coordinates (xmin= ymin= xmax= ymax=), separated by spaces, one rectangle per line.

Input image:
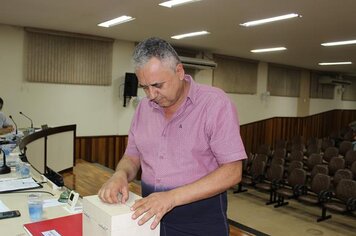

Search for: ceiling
xmin=1 ymin=0 xmax=356 ymax=74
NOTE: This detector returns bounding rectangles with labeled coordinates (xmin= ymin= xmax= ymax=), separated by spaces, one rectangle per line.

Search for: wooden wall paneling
xmin=106 ymin=136 xmax=115 ymax=169
xmin=74 ymin=110 xmax=356 ymax=169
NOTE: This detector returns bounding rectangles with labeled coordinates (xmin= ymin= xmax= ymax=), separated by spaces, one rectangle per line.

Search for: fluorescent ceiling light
xmin=159 ymin=0 xmax=200 ymax=8
xmin=171 ymin=31 xmax=210 ymax=39
xmin=98 ymin=15 xmax=135 ymax=28
xmin=240 ymin=13 xmax=300 ymax=27
xmin=251 ymin=47 xmax=287 ymax=53
xmin=318 ymin=62 xmax=352 ymax=66
xmin=321 ymin=40 xmax=356 ymax=47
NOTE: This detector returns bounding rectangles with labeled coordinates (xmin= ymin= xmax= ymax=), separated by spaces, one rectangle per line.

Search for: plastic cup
xmin=28 ymin=193 xmax=43 ymax=221
xmin=20 ymin=163 xmax=31 ymax=178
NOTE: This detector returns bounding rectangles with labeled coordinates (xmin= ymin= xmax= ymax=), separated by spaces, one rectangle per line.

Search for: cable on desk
xmin=0 ymin=190 xmax=54 ymax=196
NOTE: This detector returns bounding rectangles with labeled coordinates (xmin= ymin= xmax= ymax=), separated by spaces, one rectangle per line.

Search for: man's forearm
xmin=115 ymin=155 xmax=141 ymax=182
xmin=169 ymin=160 xmax=243 ymax=208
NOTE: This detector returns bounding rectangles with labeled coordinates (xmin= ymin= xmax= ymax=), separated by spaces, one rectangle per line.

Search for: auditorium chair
xmin=298 ymin=173 xmax=331 ymax=221
xmin=339 ymin=140 xmax=353 ymax=157
xmin=234 ymin=159 xmax=266 ymax=194
xmin=321 ymin=138 xmax=335 ymax=153
xmin=274 ymin=168 xmax=307 ymax=208
xmin=318 ymin=179 xmax=356 ymax=222
xmin=310 ymin=164 xmax=329 ymax=182
xmin=270 ymin=157 xmax=285 ymax=167
xmin=332 ymin=169 xmax=354 ymax=190
xmin=285 ymin=160 xmax=303 ymax=178
xmin=307 ymin=136 xmax=319 ymax=147
xmin=233 ymin=153 xmax=254 ymax=193
xmin=345 ymin=150 xmax=356 ymax=168
xmin=322 ymin=146 xmax=339 ymax=163
xmin=306 ymin=154 xmax=323 ymax=172
xmin=255 ymin=164 xmax=284 ymax=205
xmin=286 ymin=150 xmax=304 ymax=163
xmin=271 ymin=148 xmax=286 ymax=160
xmin=256 ymin=144 xmax=272 ymax=157
xmin=328 ymin=156 xmax=345 ymax=176
xmin=254 ymin=153 xmax=268 ymax=165
xmin=351 ymin=162 xmax=356 ymax=181
xmin=305 ymin=143 xmax=320 ymax=157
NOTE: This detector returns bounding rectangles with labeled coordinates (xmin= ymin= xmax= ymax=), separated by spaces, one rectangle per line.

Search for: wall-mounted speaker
xmin=123 ymin=73 xmax=138 ymax=107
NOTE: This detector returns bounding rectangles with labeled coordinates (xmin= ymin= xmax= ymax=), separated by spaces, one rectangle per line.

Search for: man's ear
xmin=176 ymin=63 xmax=185 ymax=80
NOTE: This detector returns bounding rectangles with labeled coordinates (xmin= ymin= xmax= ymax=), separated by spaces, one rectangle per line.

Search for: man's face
xmin=136 ymin=57 xmax=184 ymax=108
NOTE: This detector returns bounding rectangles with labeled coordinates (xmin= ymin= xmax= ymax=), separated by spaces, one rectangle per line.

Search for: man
xmin=99 ymin=37 xmax=247 ymax=235
xmin=0 ymin=97 xmax=14 ymax=135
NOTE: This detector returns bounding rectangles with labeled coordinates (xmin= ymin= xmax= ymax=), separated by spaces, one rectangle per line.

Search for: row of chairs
xmin=236 ymin=138 xmax=356 ymax=222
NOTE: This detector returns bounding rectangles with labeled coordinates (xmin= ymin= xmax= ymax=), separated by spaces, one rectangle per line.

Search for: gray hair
xmin=132 ymin=37 xmax=181 ymax=71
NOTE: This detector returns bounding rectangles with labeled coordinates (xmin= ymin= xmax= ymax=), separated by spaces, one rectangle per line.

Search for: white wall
xmin=0 ymin=25 xmax=137 ymax=136
xmin=0 ymin=24 xmax=355 ymax=136
xmin=309 ymin=87 xmax=356 ymax=115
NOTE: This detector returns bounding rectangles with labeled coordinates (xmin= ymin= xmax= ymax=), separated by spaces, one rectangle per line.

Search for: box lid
xmin=83 ymin=192 xmax=154 ymax=231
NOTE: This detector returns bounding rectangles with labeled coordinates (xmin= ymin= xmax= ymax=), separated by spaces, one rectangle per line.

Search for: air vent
xmin=179 ymin=56 xmax=217 ymax=70
xmin=319 ymin=77 xmax=352 ymax=86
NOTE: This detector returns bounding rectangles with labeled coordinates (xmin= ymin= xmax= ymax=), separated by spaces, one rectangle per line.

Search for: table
xmin=0 ymin=152 xmax=74 ymax=236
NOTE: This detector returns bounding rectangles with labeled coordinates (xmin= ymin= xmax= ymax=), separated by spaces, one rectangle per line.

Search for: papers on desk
xmin=0 ymin=177 xmax=41 ymax=193
xmin=0 ymin=200 xmax=10 ymax=212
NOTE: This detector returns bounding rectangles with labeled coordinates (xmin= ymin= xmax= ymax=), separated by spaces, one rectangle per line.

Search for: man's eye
xmin=153 ymin=83 xmax=164 ymax=89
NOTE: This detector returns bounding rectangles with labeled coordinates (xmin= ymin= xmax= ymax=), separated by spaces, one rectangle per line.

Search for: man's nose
xmin=146 ymin=86 xmax=158 ymax=100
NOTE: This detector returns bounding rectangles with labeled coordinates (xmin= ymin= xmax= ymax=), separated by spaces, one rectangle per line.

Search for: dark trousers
xmin=142 ymin=183 xmax=229 ymax=236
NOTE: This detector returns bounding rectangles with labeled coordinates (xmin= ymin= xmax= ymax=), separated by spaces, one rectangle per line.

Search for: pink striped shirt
xmin=125 ymin=75 xmax=246 ymax=190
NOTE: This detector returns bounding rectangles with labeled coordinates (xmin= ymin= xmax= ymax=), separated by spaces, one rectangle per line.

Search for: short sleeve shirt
xmin=0 ymin=112 xmax=11 ymax=128
xmin=125 ymin=75 xmax=246 ymax=191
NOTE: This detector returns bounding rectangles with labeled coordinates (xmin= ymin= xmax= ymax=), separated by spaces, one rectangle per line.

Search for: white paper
xmin=42 ymin=229 xmax=62 ymax=236
xmin=0 ymin=177 xmax=39 ymax=192
xmin=0 ymin=200 xmax=10 ymax=212
xmin=43 ymin=199 xmax=67 ymax=208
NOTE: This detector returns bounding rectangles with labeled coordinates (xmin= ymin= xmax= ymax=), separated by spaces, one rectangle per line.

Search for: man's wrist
xmin=113 ymin=170 xmax=128 ymax=180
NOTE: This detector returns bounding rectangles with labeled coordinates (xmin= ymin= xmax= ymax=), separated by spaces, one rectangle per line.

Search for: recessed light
xmin=240 ymin=13 xmax=301 ymax=27
xmin=318 ymin=62 xmax=352 ymax=66
xmin=98 ymin=15 xmax=135 ymax=28
xmin=251 ymin=47 xmax=287 ymax=53
xmin=159 ymin=0 xmax=200 ymax=8
xmin=171 ymin=31 xmax=210 ymax=40
xmin=321 ymin=40 xmax=356 ymax=47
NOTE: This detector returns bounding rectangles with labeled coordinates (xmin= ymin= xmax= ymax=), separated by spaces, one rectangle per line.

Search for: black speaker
xmin=123 ymin=73 xmax=138 ymax=107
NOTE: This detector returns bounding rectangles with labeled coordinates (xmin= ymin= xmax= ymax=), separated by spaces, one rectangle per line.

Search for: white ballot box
xmin=83 ymin=192 xmax=160 ymax=236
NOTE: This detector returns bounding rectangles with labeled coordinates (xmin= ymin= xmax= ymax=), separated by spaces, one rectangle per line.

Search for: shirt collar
xmin=184 ymin=74 xmax=197 ymax=105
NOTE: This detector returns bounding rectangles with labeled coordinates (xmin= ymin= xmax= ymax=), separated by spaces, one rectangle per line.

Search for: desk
xmin=0 ymin=159 xmax=74 ymax=235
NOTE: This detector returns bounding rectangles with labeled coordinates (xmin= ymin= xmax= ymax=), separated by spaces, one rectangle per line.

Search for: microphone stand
xmin=9 ymin=115 xmax=18 ymax=135
xmin=0 ymin=148 xmax=11 ymax=174
xmin=19 ymin=112 xmax=33 ymax=129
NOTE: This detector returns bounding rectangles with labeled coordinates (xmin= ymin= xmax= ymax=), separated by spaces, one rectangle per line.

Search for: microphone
xmin=19 ymin=111 xmax=33 ymax=129
xmin=9 ymin=115 xmax=18 ymax=135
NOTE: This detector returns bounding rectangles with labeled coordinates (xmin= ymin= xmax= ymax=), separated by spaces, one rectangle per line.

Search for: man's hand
xmin=98 ymin=171 xmax=129 ymax=204
xmin=6 ymin=126 xmax=14 ymax=132
xmin=131 ymin=191 xmax=176 ymax=230
xmin=0 ymin=126 xmax=14 ymax=135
